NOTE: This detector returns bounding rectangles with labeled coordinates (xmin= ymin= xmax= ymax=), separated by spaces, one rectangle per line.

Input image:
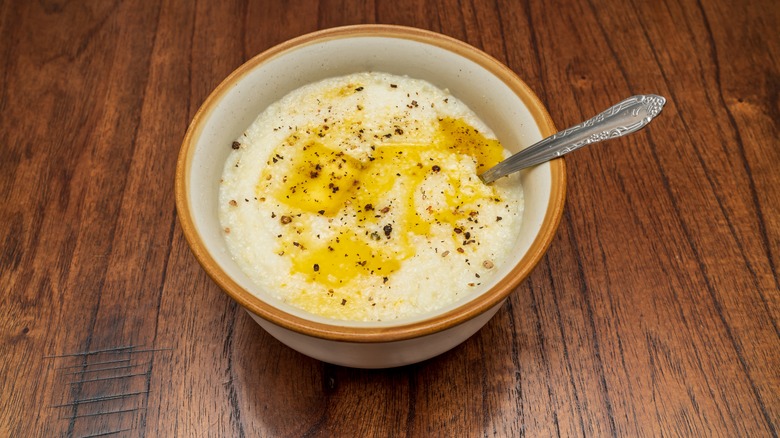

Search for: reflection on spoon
xmin=479 ymin=94 xmax=666 ymax=184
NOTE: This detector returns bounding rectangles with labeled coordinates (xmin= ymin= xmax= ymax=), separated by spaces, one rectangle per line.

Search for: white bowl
xmin=175 ymin=25 xmax=565 ymax=368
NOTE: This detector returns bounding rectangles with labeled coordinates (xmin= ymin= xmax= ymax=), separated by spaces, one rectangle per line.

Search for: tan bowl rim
xmin=175 ymin=24 xmax=566 ymax=343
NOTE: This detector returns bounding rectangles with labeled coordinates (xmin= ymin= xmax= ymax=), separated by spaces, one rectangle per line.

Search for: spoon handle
xmin=479 ymin=94 xmax=666 ymax=184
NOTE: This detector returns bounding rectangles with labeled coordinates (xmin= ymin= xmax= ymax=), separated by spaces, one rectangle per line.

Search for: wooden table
xmin=2 ymin=0 xmax=777 ymax=436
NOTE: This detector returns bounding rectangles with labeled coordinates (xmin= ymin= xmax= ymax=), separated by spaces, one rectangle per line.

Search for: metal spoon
xmin=478 ymin=94 xmax=667 ymax=184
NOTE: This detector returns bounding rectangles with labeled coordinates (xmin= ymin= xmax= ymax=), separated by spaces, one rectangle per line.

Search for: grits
xmin=219 ymin=72 xmax=523 ymax=321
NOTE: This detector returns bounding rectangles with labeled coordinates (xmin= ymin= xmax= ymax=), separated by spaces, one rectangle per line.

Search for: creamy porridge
xmin=219 ymin=72 xmax=523 ymax=321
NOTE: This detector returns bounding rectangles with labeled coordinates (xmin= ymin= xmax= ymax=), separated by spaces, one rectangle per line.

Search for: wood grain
xmin=1 ymin=0 xmax=777 ymax=436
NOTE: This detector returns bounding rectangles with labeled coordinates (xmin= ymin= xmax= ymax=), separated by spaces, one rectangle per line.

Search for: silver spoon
xmin=479 ymin=94 xmax=667 ymax=184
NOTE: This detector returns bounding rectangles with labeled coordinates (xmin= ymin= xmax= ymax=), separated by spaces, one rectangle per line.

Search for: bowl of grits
xmin=175 ymin=25 xmax=565 ymax=368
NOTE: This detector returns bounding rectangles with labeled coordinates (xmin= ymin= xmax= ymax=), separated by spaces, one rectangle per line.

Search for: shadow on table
xmin=232 ymin=305 xmax=519 ymax=437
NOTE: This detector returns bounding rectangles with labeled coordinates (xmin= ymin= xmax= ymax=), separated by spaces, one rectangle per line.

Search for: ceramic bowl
xmin=175 ymin=25 xmax=565 ymax=368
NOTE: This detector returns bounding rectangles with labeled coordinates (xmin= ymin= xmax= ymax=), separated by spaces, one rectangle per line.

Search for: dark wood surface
xmin=1 ymin=0 xmax=778 ymax=436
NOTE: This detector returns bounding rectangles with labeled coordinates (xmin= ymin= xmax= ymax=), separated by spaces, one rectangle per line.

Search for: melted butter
xmin=438 ymin=117 xmax=505 ymax=173
xmin=354 ymin=144 xmax=431 ymax=235
xmin=259 ymin=116 xmax=506 ymax=291
xmin=323 ymin=82 xmax=364 ymax=99
xmin=274 ymin=141 xmax=363 ymax=215
xmin=282 ymin=230 xmax=405 ymax=287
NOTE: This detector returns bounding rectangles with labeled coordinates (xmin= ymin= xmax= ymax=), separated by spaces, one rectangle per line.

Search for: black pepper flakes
xmin=432 ymin=165 xmax=441 ymax=172
xmin=231 ymin=141 xmax=240 ymax=150
xmin=383 ymin=224 xmax=392 ymax=238
xmin=313 ymin=264 xmax=320 ymax=272
xmin=280 ymin=215 xmax=292 ymax=224
xmin=341 ymin=299 xmax=347 ymax=306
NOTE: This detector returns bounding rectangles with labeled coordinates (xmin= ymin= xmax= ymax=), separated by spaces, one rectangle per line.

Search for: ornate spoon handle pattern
xmin=479 ymin=94 xmax=666 ymax=184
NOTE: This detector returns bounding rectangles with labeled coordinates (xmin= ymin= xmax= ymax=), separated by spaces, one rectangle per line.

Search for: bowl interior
xmin=177 ymin=26 xmax=563 ymax=339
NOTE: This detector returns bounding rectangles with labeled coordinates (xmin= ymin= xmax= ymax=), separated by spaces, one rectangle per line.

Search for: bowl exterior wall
xmin=247 ymin=301 xmax=505 ymax=368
